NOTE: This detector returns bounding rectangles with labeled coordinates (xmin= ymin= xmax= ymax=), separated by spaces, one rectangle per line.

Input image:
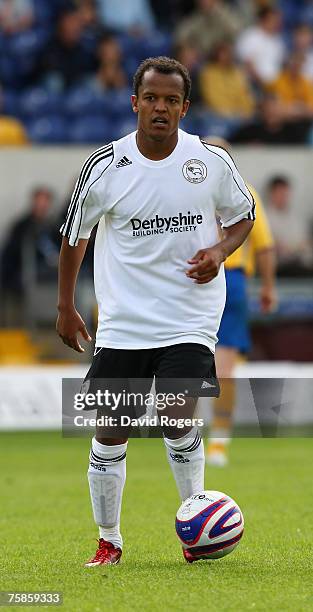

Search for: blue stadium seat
xmin=64 ymin=86 xmax=111 ymax=118
xmin=32 ymin=0 xmax=57 ymax=26
xmin=9 ymin=28 xmax=48 ymax=57
xmin=68 ymin=116 xmax=114 ymax=144
xmin=114 ymin=116 xmax=138 ymax=139
xmin=2 ymin=90 xmax=20 ymax=117
xmin=180 ymin=115 xmax=201 ymax=136
xmin=26 ymin=115 xmax=68 ymax=144
xmin=20 ymin=87 xmax=64 ymax=118
xmin=195 ymin=112 xmax=245 ymax=140
xmin=0 ymin=55 xmax=21 ymax=88
xmin=104 ymin=89 xmax=134 ymax=120
xmin=141 ymin=31 xmax=172 ymax=59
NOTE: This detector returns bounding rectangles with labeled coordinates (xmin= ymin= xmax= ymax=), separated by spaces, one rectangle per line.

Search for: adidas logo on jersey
xmin=116 ymin=156 xmax=132 ymax=168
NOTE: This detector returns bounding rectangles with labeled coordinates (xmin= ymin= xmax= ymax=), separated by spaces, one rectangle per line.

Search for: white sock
xmin=164 ymin=428 xmax=204 ymax=501
xmin=87 ymin=437 xmax=127 ymax=549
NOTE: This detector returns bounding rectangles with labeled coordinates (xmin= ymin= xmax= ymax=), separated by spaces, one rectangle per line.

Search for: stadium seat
xmin=26 ymin=115 xmax=68 ymax=143
xmin=20 ymin=88 xmax=64 ymax=119
xmin=32 ymin=0 xmax=57 ymax=26
xmin=0 ymin=55 xmax=24 ymax=88
xmin=64 ymin=86 xmax=111 ymax=118
xmin=180 ymin=115 xmax=202 ymax=136
xmin=104 ymin=89 xmax=134 ymax=120
xmin=0 ymin=329 xmax=40 ymax=364
xmin=140 ymin=31 xmax=171 ymax=59
xmin=68 ymin=116 xmax=113 ymax=144
xmin=1 ymin=90 xmax=20 ymax=117
xmin=9 ymin=28 xmax=48 ymax=58
xmin=195 ymin=112 xmax=245 ymax=140
xmin=115 ymin=116 xmax=138 ymax=139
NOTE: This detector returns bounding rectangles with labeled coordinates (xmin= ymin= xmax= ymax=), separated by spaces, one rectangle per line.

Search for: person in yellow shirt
xmin=204 ymin=138 xmax=277 ymax=466
xmin=267 ymin=51 xmax=313 ymax=120
xmin=199 ymin=42 xmax=255 ymax=119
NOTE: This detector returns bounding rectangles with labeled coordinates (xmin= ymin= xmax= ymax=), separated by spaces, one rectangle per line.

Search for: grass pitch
xmin=1 ymin=432 xmax=312 ymax=612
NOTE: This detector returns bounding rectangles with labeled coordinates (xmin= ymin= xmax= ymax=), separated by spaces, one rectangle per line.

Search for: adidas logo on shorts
xmin=116 ymin=156 xmax=132 ymax=168
xmin=201 ymin=380 xmax=216 ymax=389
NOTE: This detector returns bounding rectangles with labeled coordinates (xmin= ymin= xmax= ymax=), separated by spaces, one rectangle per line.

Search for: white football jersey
xmin=61 ymin=129 xmax=255 ymax=352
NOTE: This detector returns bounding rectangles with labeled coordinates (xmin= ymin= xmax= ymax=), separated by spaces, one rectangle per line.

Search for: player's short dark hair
xmin=267 ymin=175 xmax=291 ymax=190
xmin=133 ymin=56 xmax=192 ymax=101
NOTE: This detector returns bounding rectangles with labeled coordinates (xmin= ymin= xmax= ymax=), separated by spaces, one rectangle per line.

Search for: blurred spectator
xmin=87 ymin=34 xmax=127 ymax=91
xmin=77 ymin=0 xmax=104 ymax=43
xmin=199 ymin=41 xmax=255 ymax=118
xmin=1 ymin=187 xmax=58 ymax=300
xmin=231 ymin=94 xmax=312 ymax=144
xmin=265 ymin=175 xmax=313 ymax=273
xmin=0 ymin=0 xmax=34 ymax=34
xmin=236 ymin=7 xmax=286 ymax=84
xmin=33 ymin=7 xmax=95 ymax=89
xmin=96 ymin=0 xmax=155 ymax=34
xmin=174 ymin=0 xmax=242 ymax=58
xmin=150 ymin=0 xmax=195 ymax=30
xmin=292 ymin=24 xmax=313 ymax=81
xmin=78 ymin=0 xmax=98 ymax=27
xmin=267 ymin=52 xmax=313 ymax=121
xmin=54 ymin=187 xmax=95 ymax=278
xmin=174 ymin=43 xmax=202 ymax=105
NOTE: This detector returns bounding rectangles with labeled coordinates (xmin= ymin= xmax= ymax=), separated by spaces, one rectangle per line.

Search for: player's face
xmin=131 ymin=69 xmax=190 ymax=142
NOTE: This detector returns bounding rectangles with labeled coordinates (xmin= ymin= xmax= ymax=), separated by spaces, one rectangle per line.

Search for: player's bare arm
xmin=256 ymin=246 xmax=277 ymax=313
xmin=186 ymin=218 xmax=254 ymax=284
xmin=56 ymin=236 xmax=92 ymax=352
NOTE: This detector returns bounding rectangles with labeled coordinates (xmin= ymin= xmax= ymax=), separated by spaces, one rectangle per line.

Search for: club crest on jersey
xmin=183 ymin=159 xmax=207 ymax=183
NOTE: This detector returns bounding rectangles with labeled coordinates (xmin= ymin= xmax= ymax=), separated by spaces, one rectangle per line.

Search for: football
xmin=176 ymin=490 xmax=244 ymax=561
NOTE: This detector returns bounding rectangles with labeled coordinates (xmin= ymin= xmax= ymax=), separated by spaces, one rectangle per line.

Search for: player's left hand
xmin=186 ymin=246 xmax=224 ymax=284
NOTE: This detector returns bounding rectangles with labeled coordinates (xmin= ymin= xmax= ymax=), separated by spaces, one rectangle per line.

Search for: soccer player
xmin=204 ymin=139 xmax=276 ymax=466
xmin=56 ymin=57 xmax=255 ymax=565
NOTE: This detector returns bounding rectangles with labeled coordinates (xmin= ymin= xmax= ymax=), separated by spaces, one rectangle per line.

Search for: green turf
xmin=1 ymin=433 xmax=312 ymax=612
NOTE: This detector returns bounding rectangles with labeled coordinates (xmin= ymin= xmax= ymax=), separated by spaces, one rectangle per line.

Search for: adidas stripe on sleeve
xmin=200 ymin=141 xmax=255 ymax=228
xmin=61 ymin=143 xmax=114 ymax=246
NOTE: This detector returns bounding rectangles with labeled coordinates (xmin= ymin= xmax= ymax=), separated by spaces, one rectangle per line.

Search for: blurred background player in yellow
xmin=205 ymin=137 xmax=277 ymax=467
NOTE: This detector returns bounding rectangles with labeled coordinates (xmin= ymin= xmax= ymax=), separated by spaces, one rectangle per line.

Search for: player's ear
xmin=131 ymin=95 xmax=139 ymax=114
xmin=180 ymin=99 xmax=190 ymax=119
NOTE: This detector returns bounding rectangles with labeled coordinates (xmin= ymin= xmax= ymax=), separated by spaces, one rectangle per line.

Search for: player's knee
xmin=95 ymin=437 xmax=128 ymax=446
xmin=161 ymin=425 xmax=194 ymax=440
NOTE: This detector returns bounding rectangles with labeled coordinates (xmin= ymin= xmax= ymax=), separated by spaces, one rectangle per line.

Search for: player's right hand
xmin=56 ymin=307 xmax=92 ymax=353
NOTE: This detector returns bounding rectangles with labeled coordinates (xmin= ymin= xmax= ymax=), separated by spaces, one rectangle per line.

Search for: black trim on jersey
xmin=200 ymin=139 xmax=256 ymax=220
xmin=61 ymin=143 xmax=114 ymax=240
xmin=63 ymin=144 xmax=114 ymax=240
xmin=73 ymin=149 xmax=115 ymax=245
xmin=200 ymin=138 xmax=238 ymax=168
xmin=61 ymin=143 xmax=113 ymax=237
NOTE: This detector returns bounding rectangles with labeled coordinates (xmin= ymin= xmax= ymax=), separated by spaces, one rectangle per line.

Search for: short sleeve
xmin=60 ymin=143 xmax=114 ymax=246
xmin=214 ymin=148 xmax=255 ymax=228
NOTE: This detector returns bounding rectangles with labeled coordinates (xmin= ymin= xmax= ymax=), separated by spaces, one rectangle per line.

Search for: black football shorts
xmin=82 ymin=342 xmax=219 ymax=408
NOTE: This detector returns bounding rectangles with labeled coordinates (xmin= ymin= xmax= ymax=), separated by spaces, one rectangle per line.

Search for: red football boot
xmin=85 ymin=539 xmax=122 ymax=567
